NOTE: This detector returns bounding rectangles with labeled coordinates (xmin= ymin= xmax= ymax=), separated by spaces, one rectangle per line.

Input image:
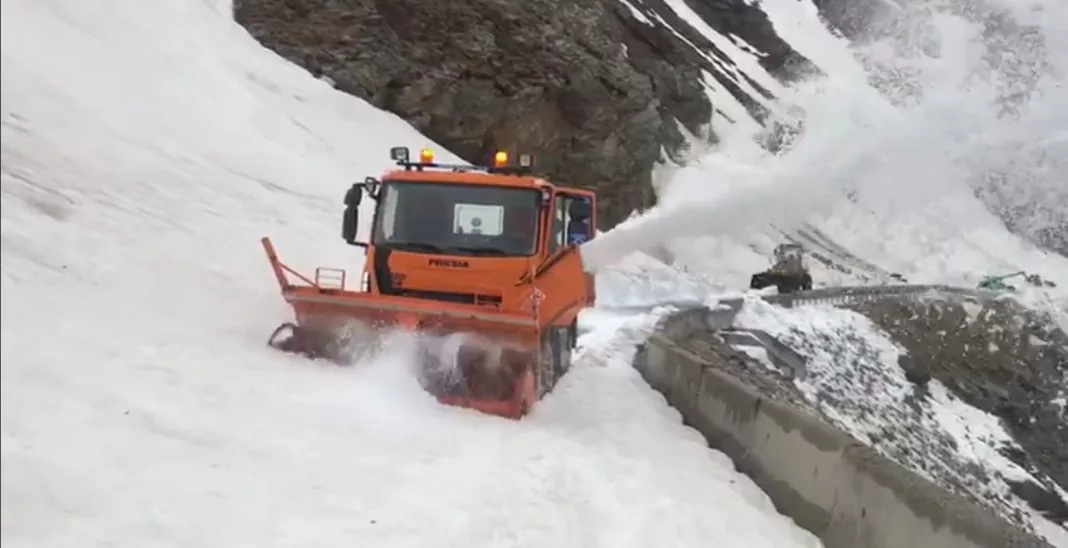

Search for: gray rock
xmin=233 ymin=0 xmax=813 ymax=227
xmin=850 ymin=296 xmax=1068 ymax=514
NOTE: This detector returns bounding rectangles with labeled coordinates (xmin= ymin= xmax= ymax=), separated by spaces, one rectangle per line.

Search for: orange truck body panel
xmin=261 ymin=155 xmax=596 ymax=419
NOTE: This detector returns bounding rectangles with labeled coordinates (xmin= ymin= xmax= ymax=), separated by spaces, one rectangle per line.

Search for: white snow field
xmin=0 ymin=1 xmax=822 ymax=547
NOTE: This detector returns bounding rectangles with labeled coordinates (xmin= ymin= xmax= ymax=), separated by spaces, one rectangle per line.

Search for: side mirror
xmin=345 ymin=183 xmax=363 ymax=207
xmin=342 ymin=183 xmax=362 ymax=246
xmin=569 ymin=199 xmax=592 ymax=221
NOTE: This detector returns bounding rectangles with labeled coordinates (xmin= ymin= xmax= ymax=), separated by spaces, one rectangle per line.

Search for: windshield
xmin=372 ymin=181 xmax=541 ymax=256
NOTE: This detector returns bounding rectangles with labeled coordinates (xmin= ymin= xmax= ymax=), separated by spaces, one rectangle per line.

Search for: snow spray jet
xmin=579 ymin=84 xmax=978 ymax=273
xmin=582 ymin=0 xmax=1068 ymax=274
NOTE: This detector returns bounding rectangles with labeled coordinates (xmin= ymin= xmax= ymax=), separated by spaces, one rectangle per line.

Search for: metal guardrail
xmin=642 ymin=284 xmax=1009 ymax=382
xmin=600 ymin=284 xmax=998 ymax=317
xmin=760 ymin=283 xmax=994 ymax=308
xmin=720 ymin=328 xmax=809 ymax=380
xmin=655 ymin=284 xmax=998 ymax=319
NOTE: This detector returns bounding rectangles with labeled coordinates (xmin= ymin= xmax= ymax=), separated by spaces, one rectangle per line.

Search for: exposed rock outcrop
xmin=850 ymin=296 xmax=1068 ymax=508
xmin=233 ymin=0 xmax=813 ymax=227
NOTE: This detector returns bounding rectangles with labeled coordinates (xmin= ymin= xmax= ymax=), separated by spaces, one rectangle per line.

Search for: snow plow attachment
xmin=260 ymin=237 xmax=588 ymax=419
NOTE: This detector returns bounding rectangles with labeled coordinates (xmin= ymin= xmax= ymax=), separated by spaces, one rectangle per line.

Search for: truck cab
xmin=341 ymin=147 xmax=597 ymax=313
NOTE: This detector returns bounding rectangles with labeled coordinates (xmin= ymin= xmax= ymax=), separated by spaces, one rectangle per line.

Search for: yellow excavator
xmin=749 ymin=243 xmax=813 ymax=294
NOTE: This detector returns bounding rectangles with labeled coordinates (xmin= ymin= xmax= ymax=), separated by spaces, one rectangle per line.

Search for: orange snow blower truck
xmin=260 ymin=147 xmax=597 ymax=419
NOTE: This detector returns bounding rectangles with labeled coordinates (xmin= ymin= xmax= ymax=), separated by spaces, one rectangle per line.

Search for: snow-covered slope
xmin=584 ymin=0 xmax=1068 ymax=314
xmin=0 ymin=1 xmax=825 ymax=547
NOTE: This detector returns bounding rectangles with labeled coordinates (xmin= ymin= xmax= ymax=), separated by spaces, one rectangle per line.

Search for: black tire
xmin=539 ymin=332 xmax=558 ymax=397
xmin=555 ymin=327 xmax=572 ymax=378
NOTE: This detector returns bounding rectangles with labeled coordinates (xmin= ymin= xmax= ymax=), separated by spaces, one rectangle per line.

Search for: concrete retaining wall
xmin=634 ymin=307 xmax=1050 ymax=548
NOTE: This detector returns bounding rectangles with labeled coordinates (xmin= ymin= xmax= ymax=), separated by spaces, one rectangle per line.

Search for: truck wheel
xmin=556 ymin=327 xmax=572 ymax=375
xmin=539 ymin=334 xmax=556 ymax=397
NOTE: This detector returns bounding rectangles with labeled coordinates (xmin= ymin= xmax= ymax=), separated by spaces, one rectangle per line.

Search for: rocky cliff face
xmin=850 ymin=296 xmax=1068 ymax=524
xmin=233 ymin=0 xmax=812 ymax=227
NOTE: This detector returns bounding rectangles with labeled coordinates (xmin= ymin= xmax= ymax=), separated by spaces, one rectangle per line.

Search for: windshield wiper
xmin=449 ymin=246 xmax=510 ymax=257
xmin=388 ymin=241 xmax=446 ymax=254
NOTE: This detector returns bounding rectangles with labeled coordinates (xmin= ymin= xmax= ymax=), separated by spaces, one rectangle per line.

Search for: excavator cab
xmin=749 ymin=242 xmax=813 ymax=294
xmin=772 ymin=243 xmax=806 ymax=273
xmin=262 ymin=146 xmax=597 ymax=419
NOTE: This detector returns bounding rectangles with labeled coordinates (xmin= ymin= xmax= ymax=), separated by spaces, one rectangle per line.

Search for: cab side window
xmin=565 ymin=197 xmax=592 ymax=245
xmin=549 ymin=194 xmax=593 ymax=253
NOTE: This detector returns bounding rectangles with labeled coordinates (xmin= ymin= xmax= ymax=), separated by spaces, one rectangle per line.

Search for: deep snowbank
xmin=1 ymin=1 xmax=821 ymax=547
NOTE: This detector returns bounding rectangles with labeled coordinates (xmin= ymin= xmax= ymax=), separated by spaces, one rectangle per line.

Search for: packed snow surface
xmin=0 ymin=0 xmax=822 ymax=547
